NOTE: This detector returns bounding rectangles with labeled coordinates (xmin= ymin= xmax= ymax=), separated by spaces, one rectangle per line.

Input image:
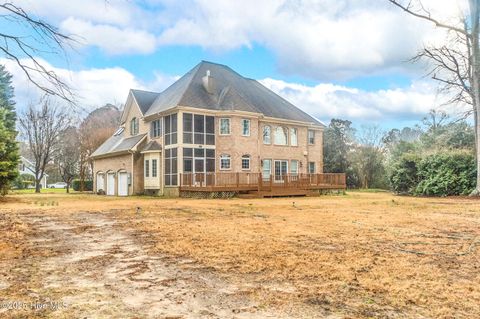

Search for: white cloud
xmin=14 ymin=0 xmax=469 ymax=79
xmin=260 ymin=78 xmax=452 ymax=123
xmin=1 ymin=57 xmax=464 ymax=126
xmin=14 ymin=0 xmax=136 ymax=26
xmin=154 ymin=0 xmax=463 ymax=79
xmin=60 ymin=18 xmax=157 ymax=55
xmin=1 ymin=58 xmax=142 ymax=113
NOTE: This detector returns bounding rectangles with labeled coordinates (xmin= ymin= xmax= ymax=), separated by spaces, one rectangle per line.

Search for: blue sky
xmin=1 ymin=0 xmax=468 ymax=129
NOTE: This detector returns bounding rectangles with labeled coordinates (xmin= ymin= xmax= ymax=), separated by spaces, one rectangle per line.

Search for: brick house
xmin=91 ymin=61 xmax=333 ymax=197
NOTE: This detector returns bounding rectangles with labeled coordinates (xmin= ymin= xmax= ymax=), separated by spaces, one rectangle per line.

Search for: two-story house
xmin=91 ymin=61 xmax=336 ymax=197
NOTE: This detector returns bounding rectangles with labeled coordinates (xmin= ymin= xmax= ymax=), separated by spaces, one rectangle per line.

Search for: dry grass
xmin=1 ymin=192 xmax=479 ymax=318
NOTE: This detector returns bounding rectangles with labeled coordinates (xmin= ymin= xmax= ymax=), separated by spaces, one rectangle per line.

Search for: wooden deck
xmin=179 ymin=172 xmax=346 ymax=197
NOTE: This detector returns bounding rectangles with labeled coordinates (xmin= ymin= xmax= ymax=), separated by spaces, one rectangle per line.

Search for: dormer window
xmin=130 ymin=117 xmax=139 ymax=135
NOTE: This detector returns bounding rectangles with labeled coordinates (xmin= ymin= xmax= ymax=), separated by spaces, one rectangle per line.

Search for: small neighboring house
xmin=91 ymin=61 xmax=344 ymax=197
xmin=18 ymin=156 xmax=48 ymax=188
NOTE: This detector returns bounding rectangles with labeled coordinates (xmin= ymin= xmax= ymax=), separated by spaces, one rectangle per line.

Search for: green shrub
xmin=13 ymin=173 xmax=35 ymax=189
xmin=414 ymin=152 xmax=476 ymax=196
xmin=389 ymin=153 xmax=421 ymax=195
xmin=72 ymin=179 xmax=93 ymax=191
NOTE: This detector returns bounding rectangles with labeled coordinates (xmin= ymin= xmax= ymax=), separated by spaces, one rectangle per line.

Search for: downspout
xmin=129 ymin=150 xmax=135 ymax=195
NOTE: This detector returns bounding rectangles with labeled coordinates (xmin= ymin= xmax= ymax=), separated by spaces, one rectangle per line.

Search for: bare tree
xmin=0 ymin=2 xmax=76 ymax=102
xmin=388 ymin=0 xmax=480 ymax=195
xmin=352 ymin=125 xmax=387 ymax=189
xmin=78 ymin=104 xmax=120 ymax=190
xmin=56 ymin=126 xmax=80 ymax=193
xmin=18 ymin=98 xmax=70 ymax=193
xmin=422 ymin=109 xmax=449 ymax=132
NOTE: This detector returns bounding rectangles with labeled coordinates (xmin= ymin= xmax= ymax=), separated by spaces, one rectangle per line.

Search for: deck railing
xmin=179 ymin=172 xmax=346 ymax=192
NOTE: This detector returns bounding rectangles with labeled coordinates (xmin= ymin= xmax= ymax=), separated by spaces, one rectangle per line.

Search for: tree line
xmin=323 ymin=111 xmax=477 ymax=196
xmin=16 ymin=100 xmax=121 ymax=193
xmin=0 ymin=63 xmax=120 ymax=194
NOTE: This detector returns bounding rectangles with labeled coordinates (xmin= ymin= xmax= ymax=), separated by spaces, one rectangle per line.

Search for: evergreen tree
xmin=0 ymin=65 xmax=19 ymax=195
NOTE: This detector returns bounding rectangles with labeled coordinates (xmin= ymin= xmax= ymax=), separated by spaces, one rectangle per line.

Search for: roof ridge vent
xmin=202 ymin=69 xmax=215 ymax=94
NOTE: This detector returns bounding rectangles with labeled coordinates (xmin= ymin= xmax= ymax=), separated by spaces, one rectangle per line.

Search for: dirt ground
xmin=0 ymin=192 xmax=479 ymax=318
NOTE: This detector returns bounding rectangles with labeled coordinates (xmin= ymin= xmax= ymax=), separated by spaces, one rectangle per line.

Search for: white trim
xmin=262 ymin=125 xmax=271 ymax=145
xmin=241 ymin=155 xmax=251 ymax=171
xmin=241 ymin=118 xmax=251 ymax=136
xmin=273 ymin=126 xmax=288 ymax=146
xmin=219 ymin=154 xmax=231 ymax=170
xmin=219 ymin=117 xmax=231 ymax=135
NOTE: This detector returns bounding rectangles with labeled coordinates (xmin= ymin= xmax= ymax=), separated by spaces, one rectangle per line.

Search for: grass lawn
xmin=8 ymin=188 xmax=84 ymax=195
xmin=1 ymin=191 xmax=479 ymax=318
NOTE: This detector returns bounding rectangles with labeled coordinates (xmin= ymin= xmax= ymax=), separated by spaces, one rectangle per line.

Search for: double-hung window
xmin=308 ymin=130 xmax=315 ymax=145
xmin=220 ymin=155 xmax=231 ymax=170
xmin=151 ymin=119 xmax=161 ymax=138
xmin=145 ymin=159 xmax=149 ymax=177
xmin=290 ymin=128 xmax=298 ymax=146
xmin=241 ymin=155 xmax=250 ymax=170
xmin=291 ymin=160 xmax=299 ymax=176
xmin=130 ymin=117 xmax=139 ymax=135
xmin=152 ymin=159 xmax=157 ymax=177
xmin=263 ymin=125 xmax=271 ymax=144
xmin=242 ymin=119 xmax=250 ymax=136
xmin=220 ymin=118 xmax=230 ymax=135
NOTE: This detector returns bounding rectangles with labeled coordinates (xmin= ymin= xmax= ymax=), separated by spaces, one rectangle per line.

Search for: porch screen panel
xmin=164 ymin=147 xmax=178 ymax=186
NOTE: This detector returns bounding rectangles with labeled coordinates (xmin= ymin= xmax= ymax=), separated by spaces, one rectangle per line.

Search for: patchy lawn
xmin=0 ymin=192 xmax=479 ymax=318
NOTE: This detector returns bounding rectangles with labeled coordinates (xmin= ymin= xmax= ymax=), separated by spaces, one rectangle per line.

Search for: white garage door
xmin=96 ymin=173 xmax=104 ymax=192
xmin=107 ymin=173 xmax=115 ymax=196
xmin=118 ymin=172 xmax=128 ymax=196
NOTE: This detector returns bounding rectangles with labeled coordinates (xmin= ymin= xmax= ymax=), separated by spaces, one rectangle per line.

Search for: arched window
xmin=263 ymin=125 xmax=271 ymax=144
xmin=130 ymin=117 xmax=139 ymax=135
xmin=274 ymin=126 xmax=288 ymax=145
xmin=220 ymin=154 xmax=231 ymax=170
xmin=241 ymin=155 xmax=250 ymax=170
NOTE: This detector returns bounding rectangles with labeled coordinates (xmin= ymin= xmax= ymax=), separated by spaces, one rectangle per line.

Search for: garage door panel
xmin=118 ymin=172 xmax=128 ymax=196
xmin=96 ymin=174 xmax=104 ymax=192
xmin=107 ymin=173 xmax=115 ymax=196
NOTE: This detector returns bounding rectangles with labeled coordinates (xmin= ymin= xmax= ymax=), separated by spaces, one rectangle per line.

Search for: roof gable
xmin=144 ymin=61 xmax=322 ymax=126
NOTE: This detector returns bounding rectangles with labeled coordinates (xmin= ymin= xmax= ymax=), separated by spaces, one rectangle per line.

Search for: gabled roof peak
xmin=136 ymin=61 xmax=322 ymax=126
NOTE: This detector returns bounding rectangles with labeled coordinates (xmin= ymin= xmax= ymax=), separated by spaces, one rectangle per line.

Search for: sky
xmin=0 ymin=0 xmax=471 ymax=129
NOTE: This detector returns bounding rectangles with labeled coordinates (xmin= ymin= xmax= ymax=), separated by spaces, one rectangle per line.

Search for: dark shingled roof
xmin=141 ymin=140 xmax=162 ymax=152
xmin=131 ymin=89 xmax=160 ymax=115
xmin=144 ymin=61 xmax=323 ymax=126
xmin=91 ymin=133 xmax=146 ymax=158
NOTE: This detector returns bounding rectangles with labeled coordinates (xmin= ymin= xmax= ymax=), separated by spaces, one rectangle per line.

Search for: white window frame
xmin=220 ymin=154 xmax=231 ymax=170
xmin=241 ymin=119 xmax=251 ymax=136
xmin=274 ymin=160 xmax=289 ymax=182
xmin=274 ymin=126 xmax=288 ymax=145
xmin=219 ymin=118 xmax=231 ymax=135
xmin=152 ymin=159 xmax=157 ymax=177
xmin=308 ymin=162 xmax=316 ymax=174
xmin=291 ymin=160 xmax=299 ymax=176
xmin=308 ymin=130 xmax=315 ymax=145
xmin=290 ymin=128 xmax=298 ymax=146
xmin=262 ymin=159 xmax=272 ymax=179
xmin=131 ymin=117 xmax=139 ymax=135
xmin=241 ymin=155 xmax=250 ymax=170
xmin=151 ymin=119 xmax=161 ymax=138
xmin=145 ymin=159 xmax=149 ymax=177
xmin=263 ymin=125 xmax=271 ymax=144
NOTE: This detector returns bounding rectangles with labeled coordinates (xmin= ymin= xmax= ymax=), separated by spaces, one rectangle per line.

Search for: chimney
xmin=202 ymin=69 xmax=215 ymax=94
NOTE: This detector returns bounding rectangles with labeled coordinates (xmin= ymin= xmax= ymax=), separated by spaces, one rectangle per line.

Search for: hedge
xmin=415 ymin=152 xmax=476 ymax=196
xmin=72 ymin=179 xmax=93 ymax=191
